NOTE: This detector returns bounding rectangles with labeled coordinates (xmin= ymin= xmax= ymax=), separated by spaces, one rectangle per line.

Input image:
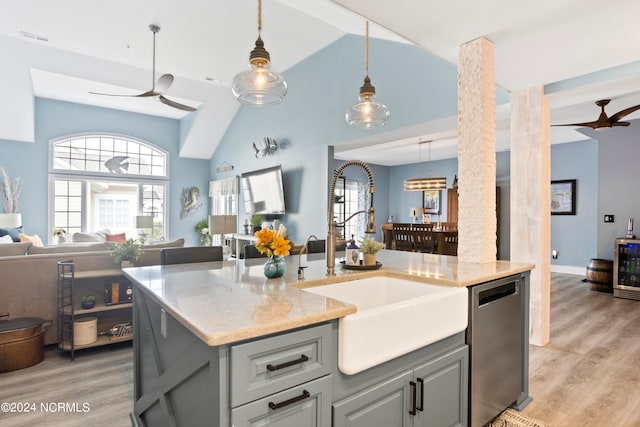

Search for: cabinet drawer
xmin=231 ymin=375 xmax=331 ymax=427
xmin=230 ymin=323 xmax=332 ymax=407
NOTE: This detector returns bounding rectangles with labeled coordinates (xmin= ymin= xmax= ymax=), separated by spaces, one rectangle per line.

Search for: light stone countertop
xmin=123 ymin=249 xmax=534 ymax=347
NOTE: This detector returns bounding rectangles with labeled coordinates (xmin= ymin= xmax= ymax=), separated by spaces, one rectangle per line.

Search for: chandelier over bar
xmin=231 ymin=0 xmax=287 ymax=105
xmin=345 ymin=21 xmax=390 ymax=129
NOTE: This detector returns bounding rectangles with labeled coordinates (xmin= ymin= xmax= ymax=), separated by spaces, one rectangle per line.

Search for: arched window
xmin=49 ymin=134 xmax=168 ymax=243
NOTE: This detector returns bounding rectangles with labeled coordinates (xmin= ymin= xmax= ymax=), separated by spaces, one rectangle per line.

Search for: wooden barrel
xmin=586 ymin=259 xmax=613 ymax=293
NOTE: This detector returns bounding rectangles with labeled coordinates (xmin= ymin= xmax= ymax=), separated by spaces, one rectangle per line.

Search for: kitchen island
xmin=124 ymin=250 xmax=533 ymax=427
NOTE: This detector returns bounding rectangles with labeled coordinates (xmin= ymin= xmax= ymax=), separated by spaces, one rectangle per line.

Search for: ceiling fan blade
xmin=609 ymin=105 xmax=640 ymax=122
xmin=612 ymin=121 xmax=631 ymax=127
xmin=551 ymin=121 xmax=600 ymax=129
xmin=89 ymin=90 xmax=152 ymax=98
xmin=155 ymin=74 xmax=174 ymax=93
xmin=159 ymin=95 xmax=196 ymax=112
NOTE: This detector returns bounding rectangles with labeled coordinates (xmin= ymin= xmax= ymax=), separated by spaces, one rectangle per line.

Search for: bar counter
xmin=123 ymin=250 xmax=534 ymax=347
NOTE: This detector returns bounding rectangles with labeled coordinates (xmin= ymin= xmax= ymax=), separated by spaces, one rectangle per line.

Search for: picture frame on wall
xmin=551 ymin=179 xmax=576 ymax=215
xmin=423 ymin=190 xmax=441 ymax=214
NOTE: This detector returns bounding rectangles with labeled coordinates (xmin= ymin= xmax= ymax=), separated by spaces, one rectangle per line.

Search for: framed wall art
xmin=423 ymin=190 xmax=441 ymax=215
xmin=551 ymin=179 xmax=576 ymax=215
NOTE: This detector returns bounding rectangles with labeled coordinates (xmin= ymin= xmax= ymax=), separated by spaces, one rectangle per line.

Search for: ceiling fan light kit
xmin=345 ymin=20 xmax=390 ymax=129
xmin=89 ymin=24 xmax=196 ymax=112
xmin=552 ymin=99 xmax=640 ymax=129
xmin=232 ymin=0 xmax=287 ymax=105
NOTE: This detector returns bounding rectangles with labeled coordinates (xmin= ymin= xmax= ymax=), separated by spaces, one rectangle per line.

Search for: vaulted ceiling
xmin=2 ymin=0 xmax=639 ymax=164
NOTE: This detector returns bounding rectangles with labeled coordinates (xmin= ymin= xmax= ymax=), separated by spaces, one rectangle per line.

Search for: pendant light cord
xmin=365 ymin=20 xmax=369 ymax=76
xmin=258 ymin=0 xmax=262 ymax=36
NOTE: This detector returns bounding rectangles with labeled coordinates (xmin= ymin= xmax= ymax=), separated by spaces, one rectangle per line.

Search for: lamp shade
xmin=209 ymin=215 xmax=238 ymax=235
xmin=410 ymin=207 xmax=424 ymax=217
xmin=403 ymin=177 xmax=447 ymax=191
xmin=0 ymin=213 xmax=22 ymax=228
xmin=232 ymin=63 xmax=287 ymax=105
xmin=135 ymin=215 xmax=153 ymax=228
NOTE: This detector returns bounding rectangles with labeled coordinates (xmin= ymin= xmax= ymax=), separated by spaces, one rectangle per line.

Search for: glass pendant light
xmin=346 ymin=21 xmax=390 ymax=129
xmin=232 ymin=0 xmax=287 ymax=105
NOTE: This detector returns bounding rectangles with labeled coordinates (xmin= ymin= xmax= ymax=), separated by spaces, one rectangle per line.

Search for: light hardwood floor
xmin=1 ymin=273 xmax=638 ymax=426
xmin=523 ymin=273 xmax=640 ymax=426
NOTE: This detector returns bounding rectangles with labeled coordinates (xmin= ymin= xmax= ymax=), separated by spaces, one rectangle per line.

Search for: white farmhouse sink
xmin=303 ymin=276 xmax=468 ymax=375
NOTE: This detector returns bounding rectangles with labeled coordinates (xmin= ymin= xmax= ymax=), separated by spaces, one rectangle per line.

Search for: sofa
xmin=0 ymin=238 xmax=185 ymax=345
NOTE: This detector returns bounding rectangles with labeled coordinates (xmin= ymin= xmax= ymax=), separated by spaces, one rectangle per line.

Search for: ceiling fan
xmin=552 ymin=99 xmax=640 ymax=129
xmin=90 ymin=24 xmax=196 ymax=112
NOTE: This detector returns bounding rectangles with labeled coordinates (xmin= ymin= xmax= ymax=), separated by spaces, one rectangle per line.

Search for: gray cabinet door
xmin=413 ymin=346 xmax=468 ymax=427
xmin=333 ymin=370 xmax=413 ymax=427
xmin=231 ymin=375 xmax=331 ymax=427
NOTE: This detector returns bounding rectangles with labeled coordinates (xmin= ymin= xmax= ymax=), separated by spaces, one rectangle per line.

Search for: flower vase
xmin=264 ymin=256 xmax=286 ymax=279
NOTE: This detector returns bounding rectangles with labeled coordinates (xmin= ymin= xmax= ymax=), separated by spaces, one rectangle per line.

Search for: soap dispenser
xmin=345 ymin=235 xmax=360 ymax=266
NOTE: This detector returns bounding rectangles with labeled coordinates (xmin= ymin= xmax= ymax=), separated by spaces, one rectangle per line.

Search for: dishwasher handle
xmin=477 ymin=281 xmax=518 ymax=307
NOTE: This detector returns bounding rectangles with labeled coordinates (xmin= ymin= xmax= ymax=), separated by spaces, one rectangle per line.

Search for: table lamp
xmin=209 ymin=215 xmax=238 ymax=256
xmin=135 ymin=215 xmax=154 ymax=242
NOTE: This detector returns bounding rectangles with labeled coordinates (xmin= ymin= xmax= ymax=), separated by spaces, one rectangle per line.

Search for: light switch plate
xmin=604 ymin=214 xmax=614 ymax=223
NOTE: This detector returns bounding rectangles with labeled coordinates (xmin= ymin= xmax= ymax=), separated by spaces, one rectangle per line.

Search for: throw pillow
xmin=0 ymin=234 xmax=13 ymax=244
xmin=106 ymin=232 xmax=127 ymax=243
xmin=0 ymin=226 xmax=24 ymax=242
xmin=19 ymin=233 xmax=44 ymax=247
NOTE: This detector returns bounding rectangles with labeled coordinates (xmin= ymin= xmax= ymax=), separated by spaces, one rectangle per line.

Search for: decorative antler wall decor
xmin=252 ymin=137 xmax=279 ymax=158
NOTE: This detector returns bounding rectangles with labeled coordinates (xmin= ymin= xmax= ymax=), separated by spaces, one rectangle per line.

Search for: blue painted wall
xmin=595 ymin=119 xmax=640 ymax=259
xmin=550 ymin=139 xmax=598 ymax=267
xmin=0 ymin=98 xmax=210 ymax=246
xmin=211 ymin=35 xmax=468 ymax=244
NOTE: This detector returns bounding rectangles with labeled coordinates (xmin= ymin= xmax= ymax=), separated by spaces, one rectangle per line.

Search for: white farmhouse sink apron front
xmin=303 ymin=276 xmax=468 ymax=374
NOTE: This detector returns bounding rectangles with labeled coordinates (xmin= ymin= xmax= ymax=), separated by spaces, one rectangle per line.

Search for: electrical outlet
xmin=552 ymin=249 xmax=558 ymax=259
xmin=604 ymin=215 xmax=614 ymax=223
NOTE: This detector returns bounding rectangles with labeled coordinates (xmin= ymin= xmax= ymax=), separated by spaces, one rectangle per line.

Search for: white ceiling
xmin=2 ymin=0 xmax=640 ymax=164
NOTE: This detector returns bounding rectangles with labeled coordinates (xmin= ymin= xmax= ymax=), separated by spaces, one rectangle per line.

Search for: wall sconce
xmin=253 ymin=137 xmax=278 ymax=158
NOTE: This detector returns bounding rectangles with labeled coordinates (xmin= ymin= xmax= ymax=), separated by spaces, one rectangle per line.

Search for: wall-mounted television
xmin=241 ymin=165 xmax=286 ymax=215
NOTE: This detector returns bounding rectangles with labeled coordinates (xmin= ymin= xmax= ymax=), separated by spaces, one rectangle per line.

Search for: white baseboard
xmin=550 ymin=265 xmax=585 ymax=276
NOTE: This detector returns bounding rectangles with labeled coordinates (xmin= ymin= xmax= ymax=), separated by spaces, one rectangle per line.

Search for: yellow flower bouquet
xmin=254 ymin=225 xmax=291 ymax=278
xmin=254 ymin=225 xmax=291 ymax=257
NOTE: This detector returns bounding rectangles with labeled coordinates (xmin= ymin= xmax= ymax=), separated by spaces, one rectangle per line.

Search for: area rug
xmin=487 ymin=408 xmax=551 ymax=427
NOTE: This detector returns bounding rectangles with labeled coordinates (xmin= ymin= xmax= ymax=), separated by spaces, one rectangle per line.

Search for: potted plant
xmin=81 ymin=295 xmax=96 ymax=309
xmin=360 ymin=236 xmax=384 ymax=266
xmin=194 ymin=219 xmax=211 ymax=246
xmin=111 ymin=238 xmax=142 ymax=267
xmin=251 ymin=214 xmax=265 ymax=233
xmin=0 ymin=166 xmax=23 ymax=229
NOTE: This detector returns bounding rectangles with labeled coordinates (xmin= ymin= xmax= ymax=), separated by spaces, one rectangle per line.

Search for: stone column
xmin=510 ymin=87 xmax=551 ymax=346
xmin=457 ymin=37 xmax=496 ymax=263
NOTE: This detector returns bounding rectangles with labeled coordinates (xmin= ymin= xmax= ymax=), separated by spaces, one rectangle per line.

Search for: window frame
xmin=48 ymin=133 xmax=170 ymax=244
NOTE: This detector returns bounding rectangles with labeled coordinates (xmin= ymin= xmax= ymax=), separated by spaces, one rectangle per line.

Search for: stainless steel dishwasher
xmin=467 ymin=275 xmax=524 ymax=427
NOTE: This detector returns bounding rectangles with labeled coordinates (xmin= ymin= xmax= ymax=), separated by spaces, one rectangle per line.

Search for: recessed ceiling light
xmin=19 ymin=30 xmax=49 ymax=42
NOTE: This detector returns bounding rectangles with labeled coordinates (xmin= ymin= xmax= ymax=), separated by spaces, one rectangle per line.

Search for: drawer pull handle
xmin=409 ymin=381 xmax=417 ymax=416
xmin=416 ymin=377 xmax=424 ymax=412
xmin=266 ymin=354 xmax=309 ymax=371
xmin=268 ymin=390 xmax=311 ymax=410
